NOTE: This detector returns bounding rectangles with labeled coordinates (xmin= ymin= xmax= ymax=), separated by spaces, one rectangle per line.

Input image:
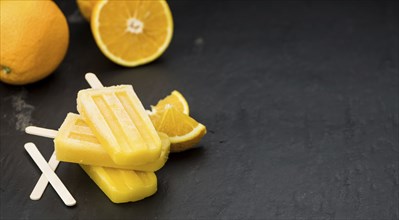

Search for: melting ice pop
xmin=81 ymin=165 xmax=157 ymax=203
xmin=77 ymin=84 xmax=162 ymax=166
xmin=26 ymin=115 xmax=170 ymax=171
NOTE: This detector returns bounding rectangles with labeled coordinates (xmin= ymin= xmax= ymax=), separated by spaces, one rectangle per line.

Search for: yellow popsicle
xmin=77 ymin=85 xmax=162 ymax=166
xmin=80 ymin=165 xmax=157 ymax=203
xmin=54 ymin=113 xmax=170 ymax=172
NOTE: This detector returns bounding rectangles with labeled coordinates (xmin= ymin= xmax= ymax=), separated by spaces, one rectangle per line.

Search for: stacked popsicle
xmin=26 ymin=74 xmax=171 ymax=204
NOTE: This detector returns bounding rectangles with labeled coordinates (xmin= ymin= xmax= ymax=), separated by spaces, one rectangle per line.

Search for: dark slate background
xmin=1 ymin=0 xmax=398 ymax=219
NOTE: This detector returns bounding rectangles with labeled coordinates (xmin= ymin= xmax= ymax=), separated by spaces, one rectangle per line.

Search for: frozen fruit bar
xmin=54 ymin=113 xmax=169 ymax=171
xmin=80 ymin=165 xmax=157 ymax=203
xmin=77 ymin=85 xmax=162 ymax=166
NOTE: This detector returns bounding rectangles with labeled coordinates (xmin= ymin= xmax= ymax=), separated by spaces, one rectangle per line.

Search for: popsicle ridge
xmin=119 ymin=170 xmax=141 ymax=190
xmin=135 ymin=172 xmax=153 ymax=185
xmin=92 ymin=95 xmax=132 ymax=153
xmin=115 ymin=91 xmax=159 ymax=150
xmin=72 ymin=124 xmax=92 ymax=135
xmin=74 ymin=118 xmax=88 ymax=126
xmin=70 ymin=122 xmax=97 ymax=141
xmin=68 ymin=132 xmax=99 ymax=144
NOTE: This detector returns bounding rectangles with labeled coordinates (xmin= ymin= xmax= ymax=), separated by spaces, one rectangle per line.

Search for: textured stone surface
xmin=1 ymin=0 xmax=398 ymax=219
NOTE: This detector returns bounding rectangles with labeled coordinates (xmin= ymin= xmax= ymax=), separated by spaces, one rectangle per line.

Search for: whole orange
xmin=76 ymin=0 xmax=99 ymax=21
xmin=0 ymin=1 xmax=69 ymax=85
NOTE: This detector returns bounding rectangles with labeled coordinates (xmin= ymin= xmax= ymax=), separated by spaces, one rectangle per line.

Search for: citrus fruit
xmin=91 ymin=0 xmax=173 ymax=67
xmin=76 ymin=0 xmax=99 ymax=21
xmin=0 ymin=1 xmax=69 ymax=85
xmin=149 ymin=104 xmax=206 ymax=152
xmin=149 ymin=90 xmax=190 ymax=116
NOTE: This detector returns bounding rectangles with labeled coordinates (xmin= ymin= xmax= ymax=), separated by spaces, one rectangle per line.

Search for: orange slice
xmin=149 ymin=90 xmax=189 ymax=116
xmin=91 ymin=0 xmax=173 ymax=67
xmin=149 ymin=104 xmax=206 ymax=152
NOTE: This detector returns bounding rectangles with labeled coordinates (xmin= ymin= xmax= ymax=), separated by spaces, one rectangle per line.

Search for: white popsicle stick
xmin=25 ymin=126 xmax=60 ymax=200
xmin=24 ymin=143 xmax=76 ymax=206
xmin=30 ymin=151 xmax=59 ymax=200
xmin=85 ymin=72 xmax=104 ymax=89
xmin=25 ymin=126 xmax=58 ymax=139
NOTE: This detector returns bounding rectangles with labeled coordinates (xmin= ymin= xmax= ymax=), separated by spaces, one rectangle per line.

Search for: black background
xmin=1 ymin=0 xmax=398 ymax=219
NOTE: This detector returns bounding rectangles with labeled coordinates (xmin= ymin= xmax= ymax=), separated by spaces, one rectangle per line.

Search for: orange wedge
xmin=91 ymin=0 xmax=173 ymax=67
xmin=149 ymin=90 xmax=189 ymax=116
xmin=149 ymin=104 xmax=206 ymax=152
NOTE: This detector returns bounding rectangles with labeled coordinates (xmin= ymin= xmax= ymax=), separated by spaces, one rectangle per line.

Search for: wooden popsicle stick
xmin=25 ymin=126 xmax=59 ymax=200
xmin=25 ymin=126 xmax=58 ymax=139
xmin=30 ymin=151 xmax=59 ymax=200
xmin=24 ymin=143 xmax=76 ymax=206
xmin=25 ymin=126 xmax=60 ymax=200
xmin=85 ymin=73 xmax=104 ymax=89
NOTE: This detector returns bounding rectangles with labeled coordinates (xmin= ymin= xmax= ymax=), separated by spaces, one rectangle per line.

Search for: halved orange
xmin=91 ymin=0 xmax=173 ymax=67
xmin=149 ymin=90 xmax=189 ymax=116
xmin=149 ymin=104 xmax=206 ymax=152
